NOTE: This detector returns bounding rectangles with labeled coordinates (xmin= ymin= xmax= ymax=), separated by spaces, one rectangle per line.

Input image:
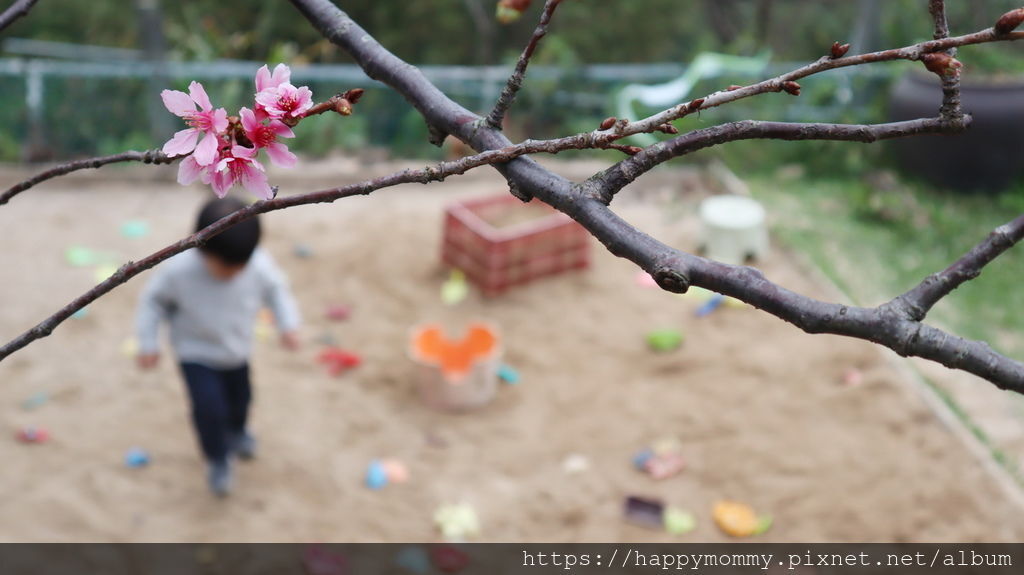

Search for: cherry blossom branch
xmin=485 ymin=0 xmax=563 ymax=129
xmin=0 ymin=150 xmax=174 ymax=207
xmin=590 ymin=118 xmax=960 ymax=202
xmin=0 ymin=143 xmax=557 ymax=361
xmin=928 ymin=0 xmax=964 ymax=120
xmin=0 ymin=0 xmax=39 ymax=32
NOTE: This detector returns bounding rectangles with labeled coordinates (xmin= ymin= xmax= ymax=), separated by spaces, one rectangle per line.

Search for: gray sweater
xmin=136 ymin=248 xmax=300 ymax=369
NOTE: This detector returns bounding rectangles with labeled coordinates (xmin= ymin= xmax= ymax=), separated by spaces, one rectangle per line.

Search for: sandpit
xmin=0 ymin=159 xmax=1021 ymax=542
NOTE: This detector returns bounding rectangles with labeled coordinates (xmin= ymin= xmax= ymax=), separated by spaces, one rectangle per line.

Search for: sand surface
xmin=0 ymin=159 xmax=1022 ymax=542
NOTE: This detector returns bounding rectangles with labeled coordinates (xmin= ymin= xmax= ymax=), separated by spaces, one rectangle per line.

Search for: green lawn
xmin=749 ymin=172 xmax=1024 ymax=358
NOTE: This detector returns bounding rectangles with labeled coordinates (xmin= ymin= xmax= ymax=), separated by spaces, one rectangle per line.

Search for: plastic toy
xmin=71 ymin=308 xmax=89 ymax=320
xmin=497 ymin=363 xmax=520 ymax=385
xmin=318 ymin=348 xmax=362 ymax=376
xmin=381 ymin=458 xmax=409 ymax=483
xmin=646 ymin=329 xmax=683 ymax=352
xmin=635 ymin=271 xmax=658 ymax=288
xmin=293 ymin=243 xmax=315 ymax=259
xmin=302 ymin=544 xmax=349 ymax=575
xmin=324 ymin=304 xmax=352 ymax=322
xmin=65 ymin=246 xmax=97 ymax=267
xmin=632 ymin=449 xmax=654 ymax=471
xmin=119 ymin=220 xmax=150 ymax=239
xmin=624 ymin=495 xmax=665 ymax=529
xmin=430 ymin=545 xmax=470 ymax=573
xmin=842 ymin=368 xmax=864 ymax=387
xmin=21 ymin=392 xmax=49 ymax=411
xmin=433 ymin=502 xmax=480 ymax=540
xmin=562 ymin=453 xmax=590 ymax=474
xmin=395 ymin=546 xmax=431 ymax=574
xmin=410 ymin=324 xmax=501 ymax=411
xmin=16 ymin=426 xmax=50 ymax=444
xmin=695 ymin=293 xmax=726 ymax=317
xmin=365 ymin=460 xmax=388 ymax=489
xmin=94 ymin=264 xmax=119 ymax=282
xmin=664 ymin=507 xmax=697 ymax=535
xmin=441 ymin=269 xmax=469 ymax=306
xmin=712 ymin=500 xmax=771 ymax=537
xmin=124 ymin=448 xmax=151 ymax=468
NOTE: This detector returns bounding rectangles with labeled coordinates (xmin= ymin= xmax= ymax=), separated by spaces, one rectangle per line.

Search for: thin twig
xmin=485 ymin=0 xmax=563 ymax=129
xmin=0 ymin=0 xmax=39 ymax=32
xmin=0 ymin=150 xmax=174 ymax=207
xmin=928 ymin=0 xmax=963 ymax=120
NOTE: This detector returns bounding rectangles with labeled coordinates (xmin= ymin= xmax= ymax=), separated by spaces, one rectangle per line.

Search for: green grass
xmin=749 ymin=173 xmax=1024 ymax=357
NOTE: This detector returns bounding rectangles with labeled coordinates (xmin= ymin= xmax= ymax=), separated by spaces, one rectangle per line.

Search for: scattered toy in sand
xmin=434 ymin=502 xmax=480 ymax=540
xmin=395 ymin=546 xmax=431 ymax=574
xmin=21 ymin=392 xmax=49 ymax=411
xmin=16 ymin=426 xmax=50 ymax=444
xmin=293 ymin=243 xmax=315 ymax=259
xmin=441 ymin=269 xmax=469 ymax=306
xmin=302 ymin=544 xmax=350 ymax=575
xmin=497 ymin=363 xmax=520 ymax=385
xmin=71 ymin=308 xmax=89 ymax=320
xmin=120 ymin=337 xmax=139 ymax=358
xmin=124 ymin=448 xmax=151 ymax=468
xmin=646 ymin=329 xmax=683 ymax=352
xmin=712 ymin=500 xmax=772 ymax=537
xmin=624 ymin=495 xmax=665 ymax=529
xmin=381 ymin=458 xmax=409 ymax=483
xmin=318 ymin=348 xmax=362 ymax=376
xmin=841 ymin=368 xmax=864 ymax=387
xmin=65 ymin=246 xmax=97 ymax=267
xmin=562 ymin=453 xmax=590 ymax=474
xmin=365 ymin=460 xmax=389 ymax=490
xmin=93 ymin=264 xmax=119 ymax=282
xmin=324 ymin=304 xmax=352 ymax=322
xmin=119 ymin=220 xmax=150 ymax=239
xmin=695 ymin=293 xmax=726 ymax=317
xmin=635 ymin=271 xmax=658 ymax=288
xmin=430 ymin=545 xmax=470 ymax=573
xmin=634 ymin=438 xmax=686 ymax=479
xmin=664 ymin=506 xmax=698 ymax=535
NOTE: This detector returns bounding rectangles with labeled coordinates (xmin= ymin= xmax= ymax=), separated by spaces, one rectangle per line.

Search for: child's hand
xmin=137 ymin=353 xmax=160 ymax=370
xmin=281 ymin=331 xmax=301 ymax=351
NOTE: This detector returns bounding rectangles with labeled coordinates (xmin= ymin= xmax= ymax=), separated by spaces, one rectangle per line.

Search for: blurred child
xmin=136 ymin=196 xmax=300 ymax=497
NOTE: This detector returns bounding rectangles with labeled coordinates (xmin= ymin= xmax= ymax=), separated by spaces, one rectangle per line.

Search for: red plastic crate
xmin=441 ymin=194 xmax=591 ymax=296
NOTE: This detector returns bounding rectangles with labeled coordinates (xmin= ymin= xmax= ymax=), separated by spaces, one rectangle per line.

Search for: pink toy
xmin=324 ymin=304 xmax=352 ymax=322
xmin=318 ymin=348 xmax=362 ymax=376
xmin=16 ymin=427 xmax=50 ymax=444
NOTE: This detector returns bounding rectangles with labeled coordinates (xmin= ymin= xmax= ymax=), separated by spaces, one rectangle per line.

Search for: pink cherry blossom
xmin=160 ymin=81 xmax=228 ymax=166
xmin=239 ymin=107 xmax=297 ymax=168
xmin=255 ymin=82 xmax=314 ymax=120
xmin=177 ymin=145 xmax=273 ymax=200
xmin=255 ymin=63 xmax=291 ymax=93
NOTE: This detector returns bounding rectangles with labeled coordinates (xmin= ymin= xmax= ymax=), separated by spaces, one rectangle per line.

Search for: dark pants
xmin=179 ymin=362 xmax=252 ymax=464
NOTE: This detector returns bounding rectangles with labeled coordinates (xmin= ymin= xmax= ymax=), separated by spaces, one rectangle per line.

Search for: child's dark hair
xmin=195 ymin=197 xmax=261 ymax=265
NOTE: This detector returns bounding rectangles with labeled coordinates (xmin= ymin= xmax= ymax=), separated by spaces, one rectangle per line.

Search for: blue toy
xmin=696 ymin=293 xmax=726 ymax=317
xmin=497 ymin=364 xmax=520 ymax=385
xmin=365 ymin=460 xmax=389 ymax=490
xmin=124 ymin=448 xmax=151 ymax=468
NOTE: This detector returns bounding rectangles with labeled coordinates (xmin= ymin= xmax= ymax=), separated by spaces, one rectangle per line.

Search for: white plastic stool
xmin=698 ymin=195 xmax=768 ymax=264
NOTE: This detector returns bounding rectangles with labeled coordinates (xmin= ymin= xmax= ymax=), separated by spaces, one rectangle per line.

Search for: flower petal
xmin=210 ymin=108 xmax=229 ymax=134
xmin=177 ymin=156 xmax=204 ymax=185
xmin=265 ymin=142 xmax=297 ymax=168
xmin=269 ymin=121 xmax=295 ymax=139
xmin=255 ymin=65 xmax=271 ymax=93
xmin=162 ymin=128 xmax=199 ymax=157
xmin=272 ymin=63 xmax=291 ymax=87
xmin=239 ymin=107 xmax=258 ymax=132
xmin=210 ymin=169 xmax=233 ymax=198
xmin=240 ymin=164 xmax=273 ymax=200
xmin=192 ymin=132 xmax=219 ymax=166
xmin=188 ymin=81 xmax=213 ymax=112
xmin=160 ymin=90 xmax=196 ymax=117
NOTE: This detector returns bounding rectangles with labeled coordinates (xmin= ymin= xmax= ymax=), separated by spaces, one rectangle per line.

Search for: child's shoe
xmin=231 ymin=431 xmax=258 ymax=460
xmin=208 ymin=460 xmax=233 ymax=497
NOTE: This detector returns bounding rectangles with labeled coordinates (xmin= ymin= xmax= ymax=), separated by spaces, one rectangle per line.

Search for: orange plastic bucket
xmin=409 ymin=323 xmax=501 ymax=411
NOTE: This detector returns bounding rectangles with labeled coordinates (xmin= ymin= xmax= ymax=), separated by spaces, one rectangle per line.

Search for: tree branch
xmin=0 ymin=150 xmax=174 ymax=207
xmin=0 ymin=0 xmax=39 ymax=32
xmin=890 ymin=215 xmax=1024 ymax=321
xmin=590 ymin=118 xmax=961 ymax=202
xmin=929 ymin=0 xmax=964 ymax=120
xmin=485 ymin=0 xmax=563 ymax=129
